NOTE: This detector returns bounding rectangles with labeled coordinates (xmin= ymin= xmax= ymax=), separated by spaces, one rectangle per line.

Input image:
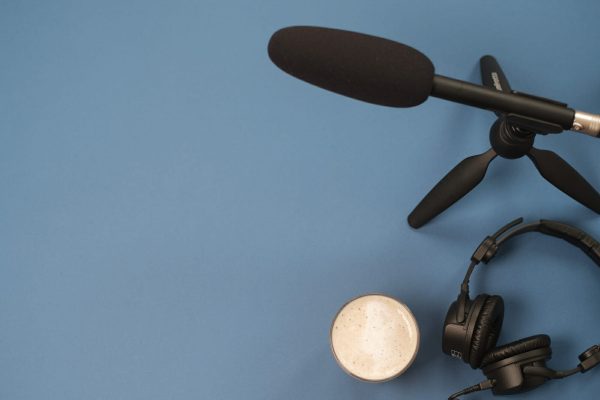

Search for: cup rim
xmin=329 ymin=292 xmax=420 ymax=383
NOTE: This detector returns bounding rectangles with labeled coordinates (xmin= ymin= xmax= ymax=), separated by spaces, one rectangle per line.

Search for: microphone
xmin=268 ymin=26 xmax=600 ymax=137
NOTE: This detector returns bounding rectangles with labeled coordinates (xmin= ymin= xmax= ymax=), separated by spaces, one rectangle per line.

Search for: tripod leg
xmin=527 ymin=147 xmax=600 ymax=213
xmin=408 ymin=149 xmax=497 ymax=228
xmin=480 ymin=55 xmax=512 ymax=92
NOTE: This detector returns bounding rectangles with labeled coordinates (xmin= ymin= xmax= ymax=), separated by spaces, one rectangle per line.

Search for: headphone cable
xmin=448 ymin=379 xmax=495 ymax=400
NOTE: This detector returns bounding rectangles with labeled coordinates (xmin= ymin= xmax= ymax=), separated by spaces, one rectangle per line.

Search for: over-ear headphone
xmin=442 ymin=218 xmax=600 ymax=399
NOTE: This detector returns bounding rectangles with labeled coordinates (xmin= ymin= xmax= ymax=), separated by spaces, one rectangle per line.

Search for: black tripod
xmin=407 ymin=56 xmax=600 ymax=228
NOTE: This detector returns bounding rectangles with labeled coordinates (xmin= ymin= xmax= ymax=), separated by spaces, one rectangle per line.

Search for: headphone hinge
xmin=471 ymin=236 xmax=499 ymax=264
xmin=579 ymin=345 xmax=600 ymax=373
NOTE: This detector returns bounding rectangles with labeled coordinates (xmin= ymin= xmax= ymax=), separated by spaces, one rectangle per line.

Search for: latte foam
xmin=330 ymin=294 xmax=420 ymax=382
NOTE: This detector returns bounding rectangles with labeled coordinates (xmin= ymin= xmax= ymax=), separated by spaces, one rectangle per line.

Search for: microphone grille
xmin=268 ymin=26 xmax=434 ymax=107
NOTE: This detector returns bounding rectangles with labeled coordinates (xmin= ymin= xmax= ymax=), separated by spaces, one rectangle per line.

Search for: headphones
xmin=442 ymin=218 xmax=600 ymax=399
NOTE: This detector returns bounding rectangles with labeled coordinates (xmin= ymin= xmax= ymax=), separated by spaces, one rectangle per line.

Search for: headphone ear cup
xmin=468 ymin=295 xmax=504 ymax=369
xmin=480 ymin=335 xmax=552 ymax=395
xmin=481 ymin=334 xmax=551 ymax=368
xmin=442 ymin=295 xmax=472 ymax=361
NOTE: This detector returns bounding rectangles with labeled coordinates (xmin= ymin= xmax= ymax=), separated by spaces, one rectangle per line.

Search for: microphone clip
xmin=503 ymin=112 xmax=563 ymax=136
xmin=507 ymin=90 xmax=567 ymax=135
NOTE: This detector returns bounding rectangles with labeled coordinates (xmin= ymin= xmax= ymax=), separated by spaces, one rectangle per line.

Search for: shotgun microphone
xmin=268 ymin=26 xmax=600 ymax=137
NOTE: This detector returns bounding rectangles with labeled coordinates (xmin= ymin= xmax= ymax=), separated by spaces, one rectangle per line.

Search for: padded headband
xmin=475 ymin=218 xmax=600 ymax=267
xmin=496 ymin=220 xmax=600 ymax=266
xmin=459 ymin=217 xmax=600 ymax=298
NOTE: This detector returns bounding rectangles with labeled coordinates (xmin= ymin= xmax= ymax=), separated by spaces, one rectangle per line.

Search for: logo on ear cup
xmin=451 ymin=350 xmax=463 ymax=360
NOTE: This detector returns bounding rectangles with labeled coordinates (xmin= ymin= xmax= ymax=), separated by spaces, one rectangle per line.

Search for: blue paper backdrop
xmin=2 ymin=1 xmax=599 ymax=399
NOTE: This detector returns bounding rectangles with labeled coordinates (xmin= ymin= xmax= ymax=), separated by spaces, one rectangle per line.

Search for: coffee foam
xmin=330 ymin=294 xmax=420 ymax=382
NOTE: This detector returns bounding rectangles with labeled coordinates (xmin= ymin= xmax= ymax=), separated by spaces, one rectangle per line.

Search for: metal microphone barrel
xmin=431 ymin=75 xmax=576 ymax=130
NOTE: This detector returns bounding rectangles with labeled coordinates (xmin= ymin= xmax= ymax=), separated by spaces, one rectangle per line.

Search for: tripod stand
xmin=407 ymin=56 xmax=600 ymax=228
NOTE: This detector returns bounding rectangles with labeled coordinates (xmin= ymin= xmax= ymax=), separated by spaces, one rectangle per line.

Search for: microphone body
xmin=431 ymin=76 xmax=575 ymax=131
xmin=432 ymin=76 xmax=600 ymax=137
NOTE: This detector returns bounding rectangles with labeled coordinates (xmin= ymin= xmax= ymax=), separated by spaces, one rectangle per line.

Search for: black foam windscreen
xmin=268 ymin=26 xmax=435 ymax=108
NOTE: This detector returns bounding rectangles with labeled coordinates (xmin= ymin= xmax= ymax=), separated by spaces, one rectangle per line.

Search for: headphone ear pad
xmin=468 ymin=295 xmax=504 ymax=369
xmin=480 ymin=335 xmax=552 ymax=395
xmin=481 ymin=334 xmax=551 ymax=368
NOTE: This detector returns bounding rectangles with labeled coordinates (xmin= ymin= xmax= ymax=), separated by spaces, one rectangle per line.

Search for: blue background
xmin=2 ymin=1 xmax=599 ymax=399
